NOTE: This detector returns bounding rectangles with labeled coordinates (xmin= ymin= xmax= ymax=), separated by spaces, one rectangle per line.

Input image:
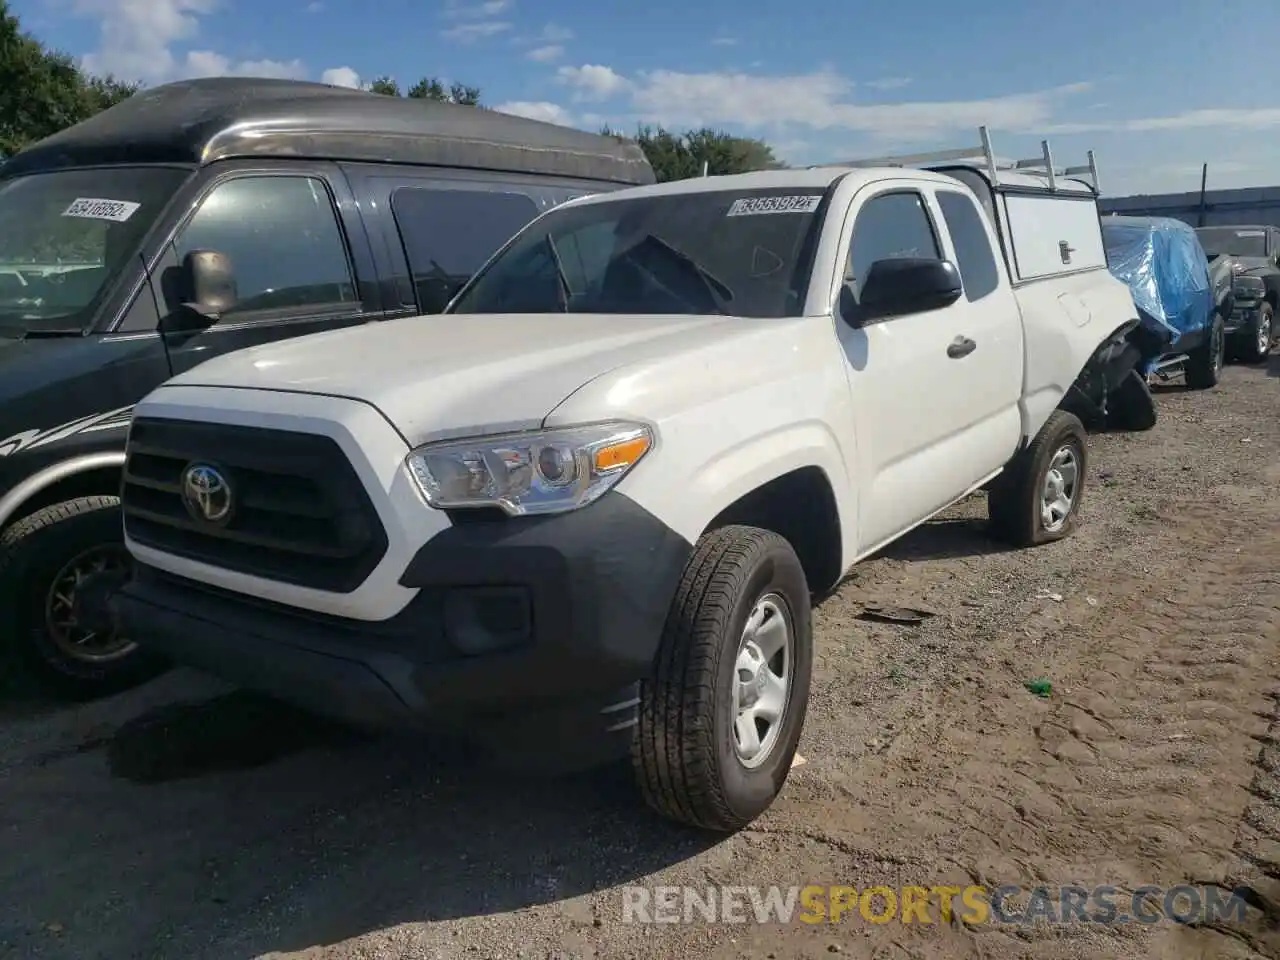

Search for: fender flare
xmin=0 ymin=452 xmax=126 ymax=530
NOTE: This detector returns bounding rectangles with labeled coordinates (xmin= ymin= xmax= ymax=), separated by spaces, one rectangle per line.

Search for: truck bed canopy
xmin=1 ymin=77 xmax=655 ymax=186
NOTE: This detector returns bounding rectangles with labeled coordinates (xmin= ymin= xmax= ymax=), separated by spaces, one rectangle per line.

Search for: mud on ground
xmin=1 ymin=357 xmax=1279 ymax=960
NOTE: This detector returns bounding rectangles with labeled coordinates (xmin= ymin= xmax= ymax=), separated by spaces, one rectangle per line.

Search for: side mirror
xmin=844 ymin=258 xmax=964 ymax=325
xmin=164 ymin=250 xmax=237 ymax=331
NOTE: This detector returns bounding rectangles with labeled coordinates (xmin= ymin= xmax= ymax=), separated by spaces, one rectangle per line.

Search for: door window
xmin=936 ymin=190 xmax=1000 ymax=301
xmin=846 ymin=192 xmax=940 ymax=295
xmin=170 ymin=175 xmax=356 ymax=318
xmin=390 ymin=186 xmax=540 ymax=313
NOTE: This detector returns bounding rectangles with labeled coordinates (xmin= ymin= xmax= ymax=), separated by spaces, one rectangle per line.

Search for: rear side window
xmin=936 ymin=190 xmax=1000 ymax=302
xmin=391 ymin=187 xmax=540 ymax=313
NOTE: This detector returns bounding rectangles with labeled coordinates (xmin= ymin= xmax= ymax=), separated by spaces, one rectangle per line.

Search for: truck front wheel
xmin=0 ymin=497 xmax=167 ymax=699
xmin=1185 ymin=314 xmax=1226 ymax=388
xmin=633 ymin=525 xmax=813 ymax=832
xmin=987 ymin=410 xmax=1088 ymax=548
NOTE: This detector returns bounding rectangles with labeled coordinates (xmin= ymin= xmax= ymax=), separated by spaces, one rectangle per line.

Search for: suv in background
xmin=1195 ymin=224 xmax=1279 ymax=364
xmin=0 ymin=76 xmax=653 ymax=699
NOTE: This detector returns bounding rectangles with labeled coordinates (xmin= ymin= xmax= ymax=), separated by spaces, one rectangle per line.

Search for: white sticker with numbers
xmin=61 ymin=197 xmax=141 ymax=223
xmin=726 ymin=195 xmax=823 ymax=217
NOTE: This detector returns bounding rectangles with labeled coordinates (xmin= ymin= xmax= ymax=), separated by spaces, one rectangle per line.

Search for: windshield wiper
xmin=636 ymin=233 xmax=734 ymax=313
xmin=0 ymin=320 xmax=84 ymax=339
xmin=544 ymin=233 xmax=572 ymax=312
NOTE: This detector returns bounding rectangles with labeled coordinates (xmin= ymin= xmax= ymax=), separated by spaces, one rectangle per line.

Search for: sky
xmin=11 ymin=0 xmax=1280 ymax=198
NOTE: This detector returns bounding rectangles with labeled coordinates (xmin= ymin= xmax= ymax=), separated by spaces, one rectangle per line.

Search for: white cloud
xmin=866 ymin=76 xmax=911 ymax=91
xmin=557 ymin=64 xmax=633 ymax=102
xmin=182 ymin=52 xmax=307 ymax=80
xmin=711 ymin=36 xmax=738 ymax=46
xmin=1044 ymin=107 xmax=1280 ymax=136
xmin=494 ymin=101 xmax=573 ymax=126
xmin=536 ymin=24 xmax=574 ymax=43
xmin=444 ymin=0 xmax=510 ymax=17
xmin=321 ymin=66 xmax=361 ymax=88
xmin=527 ymin=44 xmax=564 ymax=63
xmin=554 ymin=63 xmax=1094 ymax=141
xmin=305 ymin=0 xmax=322 ymax=10
xmin=441 ymin=20 xmax=511 ymax=42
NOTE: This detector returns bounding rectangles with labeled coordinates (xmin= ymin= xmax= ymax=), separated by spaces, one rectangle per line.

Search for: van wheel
xmin=1185 ymin=314 xmax=1225 ymax=388
xmin=633 ymin=525 xmax=813 ymax=832
xmin=1106 ymin=368 xmax=1157 ymax=431
xmin=0 ymin=497 xmax=167 ymax=700
xmin=987 ymin=410 xmax=1088 ymax=548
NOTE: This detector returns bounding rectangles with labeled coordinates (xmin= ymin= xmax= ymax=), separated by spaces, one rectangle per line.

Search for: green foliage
xmin=0 ymin=0 xmax=138 ymax=157
xmin=601 ymin=123 xmax=785 ymax=183
xmin=372 ymin=75 xmax=483 ymax=105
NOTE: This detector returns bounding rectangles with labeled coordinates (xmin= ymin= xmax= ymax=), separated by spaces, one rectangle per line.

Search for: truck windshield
xmin=0 ymin=166 xmax=188 ymax=334
xmin=1196 ymin=227 xmax=1267 ymax=259
xmin=448 ymin=187 xmax=829 ymax=318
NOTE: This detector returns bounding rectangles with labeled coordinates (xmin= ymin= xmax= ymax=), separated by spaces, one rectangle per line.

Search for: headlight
xmin=406 ymin=421 xmax=653 ymax=516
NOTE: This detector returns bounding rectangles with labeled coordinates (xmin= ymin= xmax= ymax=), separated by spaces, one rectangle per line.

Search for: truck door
xmin=834 ymin=183 xmax=1019 ymax=551
xmin=156 ymin=166 xmax=380 ymax=376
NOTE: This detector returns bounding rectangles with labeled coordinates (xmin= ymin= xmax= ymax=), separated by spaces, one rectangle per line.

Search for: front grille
xmin=122 ymin=417 xmax=388 ymax=593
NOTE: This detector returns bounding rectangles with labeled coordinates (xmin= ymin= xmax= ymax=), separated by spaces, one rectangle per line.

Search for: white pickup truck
xmin=110 ymin=129 xmax=1141 ymax=832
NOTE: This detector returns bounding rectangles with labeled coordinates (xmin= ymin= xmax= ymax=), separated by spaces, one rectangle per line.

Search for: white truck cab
xmin=111 ymin=128 xmax=1140 ymax=831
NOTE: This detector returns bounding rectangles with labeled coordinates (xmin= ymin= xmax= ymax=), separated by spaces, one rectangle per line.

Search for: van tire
xmin=633 ymin=525 xmax=812 ymax=832
xmin=0 ymin=497 xmax=167 ymax=700
xmin=1185 ymin=314 xmax=1225 ymax=388
xmin=987 ymin=410 xmax=1088 ymax=548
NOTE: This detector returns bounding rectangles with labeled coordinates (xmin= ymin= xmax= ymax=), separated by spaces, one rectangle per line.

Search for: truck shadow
xmin=872 ymin=515 xmax=1015 ymax=563
xmin=3 ymin=686 xmax=717 ymax=957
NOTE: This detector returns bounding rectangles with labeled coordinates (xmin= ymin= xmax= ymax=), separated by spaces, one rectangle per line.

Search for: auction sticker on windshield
xmin=61 ymin=198 xmax=141 ymax=223
xmin=727 ymin=195 xmax=823 ymax=217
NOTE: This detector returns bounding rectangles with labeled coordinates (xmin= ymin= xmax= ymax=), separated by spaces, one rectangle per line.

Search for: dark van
xmin=0 ymin=77 xmax=653 ymax=698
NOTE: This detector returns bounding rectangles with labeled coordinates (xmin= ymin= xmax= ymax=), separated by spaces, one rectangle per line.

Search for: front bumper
xmin=1226 ymin=298 xmax=1262 ymax=336
xmin=113 ymin=490 xmax=692 ymax=737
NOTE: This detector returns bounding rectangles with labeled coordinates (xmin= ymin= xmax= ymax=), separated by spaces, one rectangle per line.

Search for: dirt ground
xmin=2 ymin=357 xmax=1279 ymax=960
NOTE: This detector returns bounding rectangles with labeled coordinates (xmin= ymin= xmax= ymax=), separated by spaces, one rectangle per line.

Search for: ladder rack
xmin=813 ymin=125 xmax=1100 ymax=194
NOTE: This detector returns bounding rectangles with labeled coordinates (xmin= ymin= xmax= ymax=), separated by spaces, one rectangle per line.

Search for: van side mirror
xmin=164 ymin=250 xmax=237 ymax=331
xmin=843 ymin=258 xmax=964 ymax=326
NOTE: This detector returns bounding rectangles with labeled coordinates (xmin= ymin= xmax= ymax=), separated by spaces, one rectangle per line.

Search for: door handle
xmin=947 ymin=336 xmax=977 ymax=359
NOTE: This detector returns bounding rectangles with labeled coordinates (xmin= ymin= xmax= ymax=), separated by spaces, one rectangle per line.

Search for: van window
xmin=936 ymin=190 xmax=1000 ymax=301
xmin=172 ymin=175 xmax=356 ymax=317
xmin=391 ymin=187 xmax=540 ymax=313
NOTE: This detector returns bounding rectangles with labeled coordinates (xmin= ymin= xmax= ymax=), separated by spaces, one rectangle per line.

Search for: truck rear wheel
xmin=633 ymin=525 xmax=813 ymax=832
xmin=987 ymin=410 xmax=1088 ymax=548
xmin=1185 ymin=314 xmax=1225 ymax=388
xmin=0 ymin=497 xmax=167 ymax=700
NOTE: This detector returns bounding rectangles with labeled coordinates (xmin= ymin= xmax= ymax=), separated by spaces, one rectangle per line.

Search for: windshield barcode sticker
xmin=61 ymin=198 xmax=141 ymax=223
xmin=726 ymin=195 xmax=822 ymax=217
xmin=1236 ymin=230 xmax=1266 ymax=237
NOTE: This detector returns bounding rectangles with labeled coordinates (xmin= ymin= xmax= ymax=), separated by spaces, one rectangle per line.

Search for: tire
xmin=1237 ymin=302 xmax=1274 ymax=365
xmin=633 ymin=525 xmax=813 ymax=832
xmin=1106 ymin=367 xmax=1157 ymax=432
xmin=1185 ymin=314 xmax=1225 ymax=389
xmin=0 ymin=497 xmax=167 ymax=700
xmin=987 ymin=410 xmax=1088 ymax=548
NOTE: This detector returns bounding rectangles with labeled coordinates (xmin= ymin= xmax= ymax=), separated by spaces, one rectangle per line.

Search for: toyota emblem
xmin=180 ymin=462 xmax=233 ymax=525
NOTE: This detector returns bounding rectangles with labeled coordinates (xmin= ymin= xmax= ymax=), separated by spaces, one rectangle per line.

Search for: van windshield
xmin=447 ymin=187 xmax=829 ymax=319
xmin=0 ymin=167 xmax=188 ymax=334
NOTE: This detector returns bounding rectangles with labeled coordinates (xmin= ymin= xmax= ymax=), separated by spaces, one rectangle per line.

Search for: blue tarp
xmin=1101 ymin=215 xmax=1214 ymax=356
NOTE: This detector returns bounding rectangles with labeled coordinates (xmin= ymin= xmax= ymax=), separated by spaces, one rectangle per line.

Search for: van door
xmin=158 ymin=166 xmax=379 ymax=376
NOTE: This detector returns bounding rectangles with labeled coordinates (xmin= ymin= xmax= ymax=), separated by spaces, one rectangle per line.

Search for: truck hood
xmin=163 ymin=312 xmax=749 ymax=444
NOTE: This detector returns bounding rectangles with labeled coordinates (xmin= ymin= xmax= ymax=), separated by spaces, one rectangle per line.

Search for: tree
xmin=0 ymin=0 xmax=137 ymax=156
xmin=602 ymin=123 xmax=784 ymax=182
xmin=370 ymin=75 xmax=483 ymax=106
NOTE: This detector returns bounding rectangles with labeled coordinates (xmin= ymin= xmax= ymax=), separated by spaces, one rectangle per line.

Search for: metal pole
xmin=701 ymin=159 xmax=709 ymax=177
xmin=1197 ymin=163 xmax=1208 ymax=226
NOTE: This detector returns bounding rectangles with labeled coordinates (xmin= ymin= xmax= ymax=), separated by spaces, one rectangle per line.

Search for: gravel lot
xmin=2 ymin=357 xmax=1279 ymax=960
